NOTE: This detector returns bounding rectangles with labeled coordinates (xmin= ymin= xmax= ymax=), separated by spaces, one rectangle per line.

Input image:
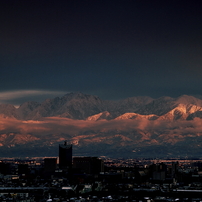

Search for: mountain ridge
xmin=0 ymin=92 xmax=202 ymax=158
xmin=2 ymin=92 xmax=202 ymax=120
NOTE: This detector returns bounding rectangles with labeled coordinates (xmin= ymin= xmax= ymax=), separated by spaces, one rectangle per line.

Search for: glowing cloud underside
xmin=1 ymin=116 xmax=202 ymax=137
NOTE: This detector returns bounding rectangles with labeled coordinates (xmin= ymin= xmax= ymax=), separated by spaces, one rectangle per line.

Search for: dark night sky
xmin=1 ymin=0 xmax=202 ymax=106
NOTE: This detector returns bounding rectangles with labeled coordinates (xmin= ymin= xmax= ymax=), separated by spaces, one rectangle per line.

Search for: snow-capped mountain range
xmin=1 ymin=92 xmax=202 ymax=158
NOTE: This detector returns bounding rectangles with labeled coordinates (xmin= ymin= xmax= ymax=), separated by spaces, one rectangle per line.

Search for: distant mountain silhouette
xmin=0 ymin=92 xmax=202 ymax=158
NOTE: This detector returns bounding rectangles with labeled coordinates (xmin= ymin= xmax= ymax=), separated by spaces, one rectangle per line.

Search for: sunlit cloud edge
xmin=0 ymin=89 xmax=67 ymax=106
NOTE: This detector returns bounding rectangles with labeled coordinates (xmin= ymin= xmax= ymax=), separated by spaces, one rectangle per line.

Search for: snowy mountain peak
xmin=87 ymin=111 xmax=111 ymax=121
xmin=1 ymin=93 xmax=202 ymax=157
xmin=1 ymin=93 xmax=202 ymax=121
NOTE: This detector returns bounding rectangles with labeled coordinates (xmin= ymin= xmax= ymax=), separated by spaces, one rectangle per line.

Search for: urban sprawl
xmin=0 ymin=142 xmax=202 ymax=201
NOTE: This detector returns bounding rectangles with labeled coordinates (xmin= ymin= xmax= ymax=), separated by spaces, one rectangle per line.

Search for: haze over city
xmin=1 ymin=0 xmax=202 ymax=106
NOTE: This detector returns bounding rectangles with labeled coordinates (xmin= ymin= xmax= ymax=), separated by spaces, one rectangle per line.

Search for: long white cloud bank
xmin=0 ymin=90 xmax=67 ymax=106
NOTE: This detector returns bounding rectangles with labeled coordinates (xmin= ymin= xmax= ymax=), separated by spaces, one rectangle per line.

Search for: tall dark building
xmin=0 ymin=162 xmax=11 ymax=175
xmin=44 ymin=158 xmax=57 ymax=173
xmin=73 ymin=157 xmax=104 ymax=174
xmin=18 ymin=164 xmax=29 ymax=175
xmin=59 ymin=141 xmax=72 ymax=170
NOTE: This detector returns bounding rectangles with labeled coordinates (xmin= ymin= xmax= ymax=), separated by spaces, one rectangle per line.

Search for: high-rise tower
xmin=59 ymin=141 xmax=72 ymax=170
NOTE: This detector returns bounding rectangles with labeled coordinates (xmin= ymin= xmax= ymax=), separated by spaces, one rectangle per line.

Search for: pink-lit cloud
xmin=1 ymin=116 xmax=202 ymax=140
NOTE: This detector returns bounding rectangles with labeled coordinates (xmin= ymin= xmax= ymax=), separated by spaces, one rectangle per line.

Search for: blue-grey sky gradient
xmin=1 ymin=0 xmax=202 ymax=105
